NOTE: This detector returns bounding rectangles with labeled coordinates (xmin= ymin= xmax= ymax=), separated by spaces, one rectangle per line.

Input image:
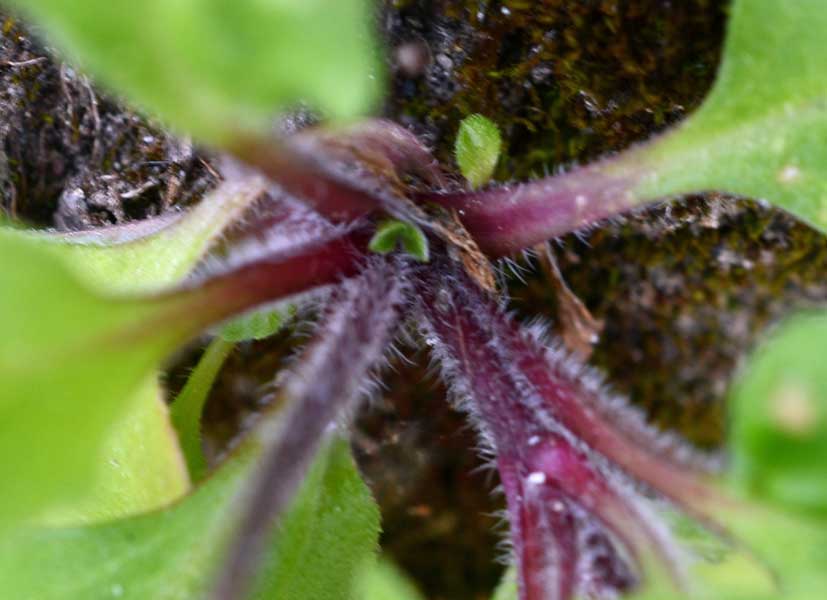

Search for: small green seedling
xmin=368 ymin=219 xmax=429 ymax=262
xmin=455 ymin=114 xmax=502 ymax=188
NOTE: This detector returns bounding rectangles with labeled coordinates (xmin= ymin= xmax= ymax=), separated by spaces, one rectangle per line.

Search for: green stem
xmin=170 ymin=337 xmax=235 ymax=481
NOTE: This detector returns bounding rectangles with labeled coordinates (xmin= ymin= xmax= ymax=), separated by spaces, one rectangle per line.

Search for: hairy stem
xmin=417 ymin=260 xmax=723 ymax=599
xmin=230 ymin=119 xmax=442 ymax=226
xmin=210 ymin=256 xmax=409 ymax=600
xmin=155 ymin=227 xmax=369 ymax=338
xmin=418 ymin=149 xmax=654 ymax=256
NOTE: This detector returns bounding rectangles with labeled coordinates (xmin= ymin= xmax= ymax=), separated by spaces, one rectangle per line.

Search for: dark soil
xmin=0 ymin=14 xmax=218 ymax=228
xmin=7 ymin=2 xmax=827 ymax=599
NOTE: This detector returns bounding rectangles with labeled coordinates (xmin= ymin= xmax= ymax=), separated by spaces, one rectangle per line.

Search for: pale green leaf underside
xmin=20 ymin=178 xmax=266 ymax=293
xmin=356 ymin=559 xmax=426 ymax=600
xmin=10 ymin=0 xmax=382 ymax=143
xmin=0 ymin=178 xmax=269 ymax=525
xmin=0 ymin=438 xmax=380 ymax=600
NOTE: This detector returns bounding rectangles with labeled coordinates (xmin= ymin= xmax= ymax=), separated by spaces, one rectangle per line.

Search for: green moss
xmin=384 ymin=0 xmax=726 ymax=179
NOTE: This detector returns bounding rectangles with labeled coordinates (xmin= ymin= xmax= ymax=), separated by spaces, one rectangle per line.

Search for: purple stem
xmin=493 ymin=310 xmax=725 ymax=520
xmin=417 ymin=260 xmax=720 ymax=599
xmin=418 ymin=155 xmax=648 ymax=257
xmin=124 ymin=225 xmax=370 ymax=350
xmin=230 ymin=119 xmax=442 ymax=225
xmin=498 ymin=458 xmax=579 ymax=600
xmin=210 ymin=256 xmax=409 ymax=600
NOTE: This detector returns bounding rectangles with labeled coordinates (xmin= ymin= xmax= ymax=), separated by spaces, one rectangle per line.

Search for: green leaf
xmin=630 ymin=505 xmax=827 ymax=600
xmin=10 ymin=0 xmax=382 ymax=144
xmin=491 ymin=566 xmax=517 ymax=600
xmin=631 ymin=310 xmax=827 ymax=600
xmin=172 ymin=309 xmax=285 ymax=481
xmin=356 ymin=558 xmax=425 ymax=600
xmin=0 ymin=230 xmax=195 ymax=529
xmin=43 ymin=376 xmax=190 ymax=526
xmin=455 ymin=114 xmax=502 ymax=188
xmin=249 ymin=439 xmax=380 ymax=599
xmin=170 ymin=337 xmax=235 ymax=482
xmin=369 ymin=219 xmax=430 ymax=262
xmin=0 ymin=438 xmax=380 ymax=600
xmin=631 ymin=0 xmax=827 ymax=232
xmin=729 ymin=311 xmax=827 ymax=516
xmin=0 ymin=178 xmax=270 ymax=525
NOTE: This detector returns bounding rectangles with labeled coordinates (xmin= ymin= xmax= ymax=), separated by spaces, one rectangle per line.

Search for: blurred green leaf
xmin=455 ymin=114 xmax=502 ymax=188
xmin=0 ymin=230 xmax=197 ymax=529
xmin=630 ymin=310 xmax=827 ymax=600
xmin=729 ymin=311 xmax=827 ymax=516
xmin=10 ymin=0 xmax=382 ymax=144
xmin=0 ymin=438 xmax=380 ymax=600
xmin=356 ymin=558 xmax=425 ymax=600
xmin=43 ymin=376 xmax=190 ymax=525
xmin=706 ymin=311 xmax=827 ymax=598
xmin=491 ymin=566 xmax=517 ymax=600
xmin=0 ymin=179 xmax=269 ymax=525
xmin=173 ymin=304 xmax=285 ymax=481
xmin=249 ymin=438 xmax=381 ymax=599
xmin=172 ymin=305 xmax=285 ymax=481
xmin=631 ymin=0 xmax=827 ymax=233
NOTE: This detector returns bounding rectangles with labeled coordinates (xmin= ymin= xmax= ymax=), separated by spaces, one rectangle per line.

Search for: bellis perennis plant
xmin=6 ymin=1 xmax=827 ymax=600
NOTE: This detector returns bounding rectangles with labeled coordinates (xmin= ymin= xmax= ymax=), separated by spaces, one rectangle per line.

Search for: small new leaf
xmin=369 ymin=220 xmax=429 ymax=262
xmin=455 ymin=114 xmax=502 ymax=188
